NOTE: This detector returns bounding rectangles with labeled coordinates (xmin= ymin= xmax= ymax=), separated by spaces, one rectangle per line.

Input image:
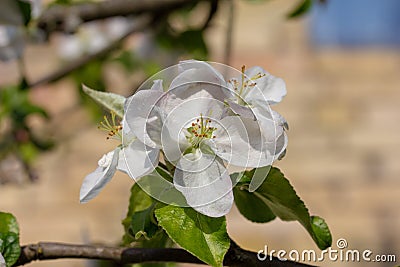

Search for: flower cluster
xmin=80 ymin=60 xmax=287 ymax=217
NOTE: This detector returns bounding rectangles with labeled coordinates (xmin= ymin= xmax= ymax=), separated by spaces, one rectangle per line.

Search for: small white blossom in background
xmin=0 ymin=0 xmax=42 ymax=61
xmin=0 ymin=26 xmax=24 ymax=61
xmin=135 ymin=31 xmax=180 ymax=67
xmin=57 ymin=17 xmax=131 ymax=61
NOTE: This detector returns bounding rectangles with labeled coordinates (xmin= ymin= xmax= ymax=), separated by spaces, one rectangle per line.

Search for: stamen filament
xmin=186 ymin=114 xmax=217 ymax=149
xmin=98 ymin=112 xmax=123 ymax=141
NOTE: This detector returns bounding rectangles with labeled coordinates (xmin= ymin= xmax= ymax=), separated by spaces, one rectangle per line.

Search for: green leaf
xmin=113 ymin=50 xmax=140 ymax=72
xmin=155 ymin=166 xmax=173 ymax=183
xmin=122 ymin=179 xmax=177 ymax=267
xmin=0 ymin=85 xmax=48 ymax=121
xmin=135 ymin=170 xmax=187 ymax=206
xmin=16 ymin=0 xmax=31 ymax=25
xmin=0 ymin=233 xmax=20 ymax=267
xmin=233 ymin=187 xmax=276 ymax=223
xmin=236 ymin=167 xmax=332 ymax=250
xmin=17 ymin=102 xmax=49 ymax=119
xmin=82 ymin=85 xmax=125 ymax=118
xmin=122 ymin=182 xmax=155 ymax=245
xmin=0 ymin=213 xmax=18 ymax=235
xmin=310 ymin=216 xmax=332 ymax=250
xmin=155 ymin=25 xmax=208 ymax=60
xmin=0 ymin=212 xmax=20 ymax=267
xmin=130 ymin=205 xmax=159 ymax=240
xmin=287 ymin=0 xmax=313 ymax=18
xmin=155 ymin=205 xmax=229 ymax=267
xmin=178 ymin=30 xmax=208 ymax=60
xmin=52 ymin=0 xmax=73 ymax=5
xmin=122 ymin=168 xmax=188 ymax=245
xmin=18 ymin=142 xmax=38 ymax=163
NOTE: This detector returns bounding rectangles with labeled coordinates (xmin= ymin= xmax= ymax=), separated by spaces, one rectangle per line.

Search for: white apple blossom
xmin=85 ymin=60 xmax=289 ymax=216
xmin=125 ymin=64 xmax=277 ymax=217
xmin=57 ymin=17 xmax=131 ymax=61
xmin=80 ymin=88 xmax=160 ymax=203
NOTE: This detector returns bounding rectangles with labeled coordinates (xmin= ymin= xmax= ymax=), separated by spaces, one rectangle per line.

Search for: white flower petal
xmin=162 ymin=89 xmax=225 ymax=128
xmin=271 ymin=110 xmax=289 ymax=130
xmin=253 ymin=109 xmax=283 ymax=143
xmin=252 ymin=107 xmax=288 ymax=160
xmin=159 ymin=90 xmax=224 ymax=163
xmin=244 ymin=66 xmax=286 ymax=105
xmin=170 ymin=60 xmax=228 ymax=101
xmin=119 ymin=139 xmax=159 ymax=180
xmin=226 ymin=99 xmax=256 ymax=120
xmin=160 ymin=124 xmax=189 ymax=163
xmin=275 ymin=131 xmax=288 ymax=160
xmin=174 ymin=153 xmax=233 ymax=217
xmin=121 ymin=117 xmax=135 ymax=146
xmin=177 ymin=60 xmax=226 ymax=86
xmin=125 ymin=81 xmax=164 ymax=147
xmin=248 ymin=165 xmax=272 ymax=192
xmin=211 ymin=116 xmax=273 ymax=168
xmin=80 ymin=148 xmax=120 ymax=203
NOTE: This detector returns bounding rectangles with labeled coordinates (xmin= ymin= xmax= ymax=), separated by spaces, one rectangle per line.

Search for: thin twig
xmin=223 ymin=0 xmax=235 ymax=65
xmin=202 ymin=0 xmax=219 ymax=30
xmin=13 ymin=241 xmax=316 ymax=267
xmin=38 ymin=0 xmax=198 ymax=34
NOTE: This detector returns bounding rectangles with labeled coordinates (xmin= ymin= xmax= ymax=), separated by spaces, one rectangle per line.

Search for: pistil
xmin=186 ymin=114 xmax=216 ymax=148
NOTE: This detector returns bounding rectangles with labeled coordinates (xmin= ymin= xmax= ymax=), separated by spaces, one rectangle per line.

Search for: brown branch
xmin=223 ymin=0 xmax=235 ymax=65
xmin=13 ymin=241 xmax=316 ymax=267
xmin=202 ymin=0 xmax=219 ymax=30
xmin=38 ymin=0 xmax=199 ymax=34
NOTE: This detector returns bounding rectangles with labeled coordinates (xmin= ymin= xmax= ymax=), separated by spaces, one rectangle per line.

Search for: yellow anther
xmin=186 ymin=114 xmax=217 ymax=148
xmin=98 ymin=112 xmax=123 ymax=141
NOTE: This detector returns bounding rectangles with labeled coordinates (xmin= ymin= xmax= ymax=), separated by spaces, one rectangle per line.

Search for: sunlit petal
xmin=80 ymin=148 xmax=120 ymax=203
xmin=174 ymin=153 xmax=233 ymax=217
